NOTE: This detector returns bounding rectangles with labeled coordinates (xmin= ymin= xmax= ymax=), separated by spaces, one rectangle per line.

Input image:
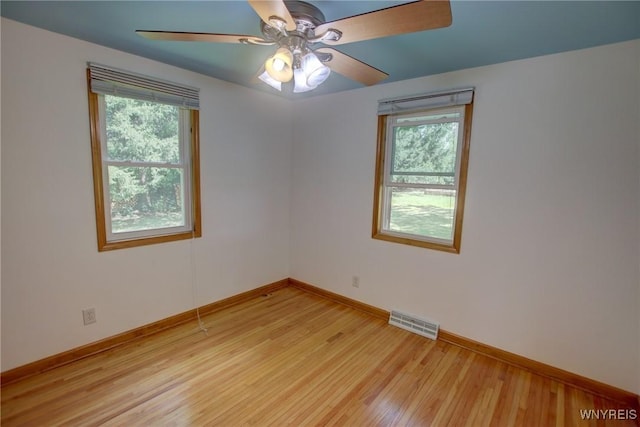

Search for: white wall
xmin=290 ymin=40 xmax=640 ymax=393
xmin=1 ymin=18 xmax=292 ymax=371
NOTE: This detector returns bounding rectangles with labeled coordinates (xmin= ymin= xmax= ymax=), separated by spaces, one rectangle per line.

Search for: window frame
xmin=372 ymin=101 xmax=473 ymax=253
xmin=87 ymin=70 xmax=201 ymax=251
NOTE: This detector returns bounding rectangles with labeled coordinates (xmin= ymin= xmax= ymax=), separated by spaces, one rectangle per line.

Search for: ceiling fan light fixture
xmin=301 ymin=52 xmax=331 ymax=87
xmin=293 ymin=67 xmax=316 ymax=93
xmin=258 ymin=70 xmax=282 ymax=91
xmin=265 ymin=47 xmax=294 ymax=82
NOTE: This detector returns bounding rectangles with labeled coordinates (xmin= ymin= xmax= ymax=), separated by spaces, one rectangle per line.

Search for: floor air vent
xmin=389 ymin=310 xmax=439 ymax=340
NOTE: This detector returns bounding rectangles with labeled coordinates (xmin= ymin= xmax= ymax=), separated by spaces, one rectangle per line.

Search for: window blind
xmin=88 ymin=63 xmax=199 ymax=109
xmin=378 ymin=88 xmax=474 ymax=116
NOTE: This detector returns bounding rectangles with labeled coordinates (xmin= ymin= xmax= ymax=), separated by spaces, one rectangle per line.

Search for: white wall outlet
xmin=352 ymin=276 xmax=360 ymax=288
xmin=82 ymin=308 xmax=96 ymax=325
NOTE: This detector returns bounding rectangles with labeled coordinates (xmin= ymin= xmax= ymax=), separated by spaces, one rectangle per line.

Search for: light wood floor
xmin=1 ymin=287 xmax=635 ymax=426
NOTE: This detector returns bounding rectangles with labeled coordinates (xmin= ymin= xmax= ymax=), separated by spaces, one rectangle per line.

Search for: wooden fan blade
xmin=137 ymin=30 xmax=269 ymax=44
xmin=315 ymin=0 xmax=451 ymax=45
xmin=315 ymin=48 xmax=388 ymax=86
xmin=248 ymin=0 xmax=296 ymax=31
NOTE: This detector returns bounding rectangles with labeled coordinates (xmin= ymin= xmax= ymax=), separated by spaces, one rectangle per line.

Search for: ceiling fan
xmin=137 ymin=0 xmax=452 ymax=93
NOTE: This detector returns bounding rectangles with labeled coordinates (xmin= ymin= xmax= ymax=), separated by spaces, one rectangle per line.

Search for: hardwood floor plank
xmin=2 ymin=287 xmax=636 ymax=426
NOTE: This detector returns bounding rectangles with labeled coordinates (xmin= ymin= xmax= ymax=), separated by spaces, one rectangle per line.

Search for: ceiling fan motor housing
xmin=261 ymin=0 xmax=329 ymax=55
xmin=283 ymin=1 xmax=326 ymax=31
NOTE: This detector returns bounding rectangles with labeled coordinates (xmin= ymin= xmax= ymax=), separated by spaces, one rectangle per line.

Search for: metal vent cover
xmin=389 ymin=310 xmax=439 ymax=340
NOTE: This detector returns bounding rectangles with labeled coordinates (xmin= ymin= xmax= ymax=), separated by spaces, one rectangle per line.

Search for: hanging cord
xmin=190 ymin=231 xmax=208 ymax=336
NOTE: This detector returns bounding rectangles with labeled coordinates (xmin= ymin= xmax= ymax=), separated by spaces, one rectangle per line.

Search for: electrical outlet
xmin=82 ymin=308 xmax=96 ymax=325
xmin=352 ymin=276 xmax=360 ymax=288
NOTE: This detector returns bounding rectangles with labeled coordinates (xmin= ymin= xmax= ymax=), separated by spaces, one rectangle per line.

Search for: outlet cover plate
xmin=82 ymin=308 xmax=96 ymax=325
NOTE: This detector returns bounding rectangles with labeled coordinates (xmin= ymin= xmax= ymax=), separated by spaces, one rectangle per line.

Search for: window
xmin=372 ymin=88 xmax=474 ymax=253
xmin=87 ymin=64 xmax=201 ymax=251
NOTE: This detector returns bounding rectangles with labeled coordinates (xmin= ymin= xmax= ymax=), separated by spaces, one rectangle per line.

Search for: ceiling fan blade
xmin=248 ymin=0 xmax=297 ymax=32
xmin=315 ymin=0 xmax=452 ymax=45
xmin=315 ymin=48 xmax=388 ymax=86
xmin=136 ymin=30 xmax=270 ymax=44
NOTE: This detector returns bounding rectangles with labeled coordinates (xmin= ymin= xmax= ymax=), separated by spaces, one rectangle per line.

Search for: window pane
xmin=373 ymin=100 xmax=472 ymax=253
xmin=391 ymin=121 xmax=459 ymax=177
xmin=108 ymin=166 xmax=186 ymax=234
xmin=104 ymin=95 xmax=181 ymax=164
xmin=388 ymin=188 xmax=456 ymax=242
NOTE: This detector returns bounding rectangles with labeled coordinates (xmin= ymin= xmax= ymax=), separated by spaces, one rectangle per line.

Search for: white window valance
xmin=88 ymin=63 xmax=199 ymax=110
xmin=378 ymin=87 xmax=474 ymax=116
